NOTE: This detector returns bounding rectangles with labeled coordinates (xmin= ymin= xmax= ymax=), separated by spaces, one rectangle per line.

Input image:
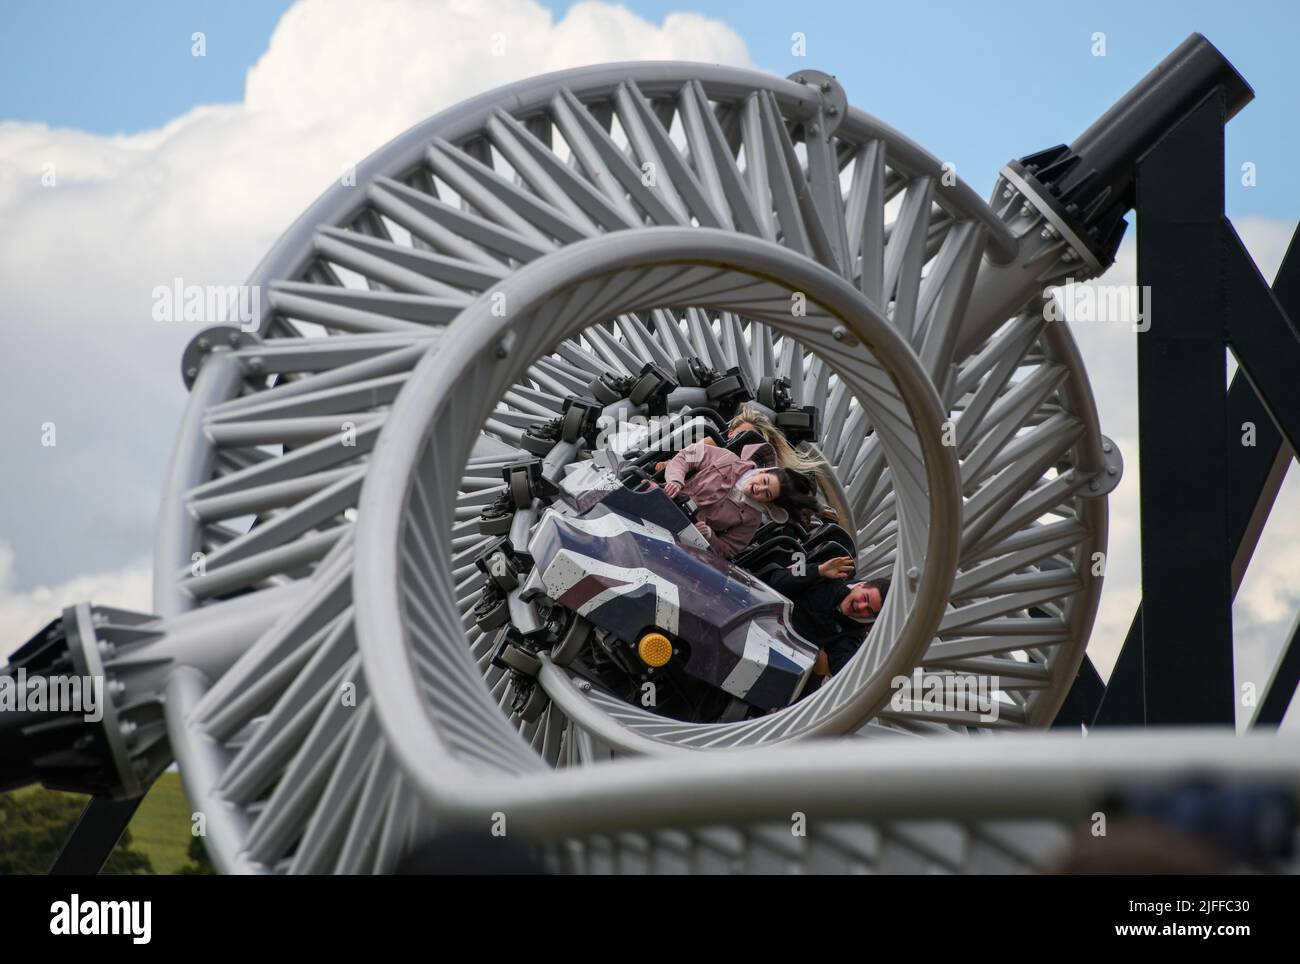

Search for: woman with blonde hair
xmin=661 ymin=440 xmax=819 ymax=558
xmin=715 ymin=405 xmax=847 ymax=526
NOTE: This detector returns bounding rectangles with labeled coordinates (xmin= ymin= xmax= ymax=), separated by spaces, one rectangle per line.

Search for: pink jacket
xmin=664 ymin=442 xmax=774 ymax=558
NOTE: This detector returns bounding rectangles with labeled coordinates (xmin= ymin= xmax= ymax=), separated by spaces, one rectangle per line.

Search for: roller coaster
xmin=3 ymin=32 xmax=1299 ymax=874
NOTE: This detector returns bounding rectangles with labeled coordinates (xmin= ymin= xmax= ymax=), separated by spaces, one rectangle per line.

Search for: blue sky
xmin=2 ymin=0 xmax=1296 ymax=217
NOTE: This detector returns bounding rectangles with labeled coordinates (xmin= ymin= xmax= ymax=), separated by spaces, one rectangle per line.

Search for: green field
xmin=2 ymin=771 xmax=205 ymax=875
xmin=122 ymin=770 xmax=194 ymax=874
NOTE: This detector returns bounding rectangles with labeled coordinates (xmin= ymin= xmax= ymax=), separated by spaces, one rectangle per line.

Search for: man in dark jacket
xmin=758 ymin=556 xmax=889 ymax=679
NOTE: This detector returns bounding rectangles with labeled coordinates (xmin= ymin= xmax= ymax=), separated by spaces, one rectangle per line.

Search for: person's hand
xmin=664 ymin=481 xmax=682 ymax=498
xmin=818 ymin=555 xmax=855 ymax=579
xmin=814 ymin=648 xmax=830 ymax=676
xmin=694 ymin=520 xmax=713 ymax=540
xmin=654 ymin=460 xmax=668 ymax=473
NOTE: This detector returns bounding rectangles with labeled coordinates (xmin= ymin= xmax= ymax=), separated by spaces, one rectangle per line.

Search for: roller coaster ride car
xmin=477 ymin=437 xmax=823 ymax=725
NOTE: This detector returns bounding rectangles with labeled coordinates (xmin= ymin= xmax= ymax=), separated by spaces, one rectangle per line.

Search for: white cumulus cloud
xmin=0 ymin=542 xmax=152 ymax=661
xmin=0 ymin=0 xmax=751 ymax=597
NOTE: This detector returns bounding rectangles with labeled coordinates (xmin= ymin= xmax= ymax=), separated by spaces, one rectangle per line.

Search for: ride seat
xmin=803 ymin=520 xmax=856 ymax=558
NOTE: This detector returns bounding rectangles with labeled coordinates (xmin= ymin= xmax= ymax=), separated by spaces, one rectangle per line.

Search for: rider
xmin=758 ymin=552 xmax=890 ymax=680
xmin=703 ymin=405 xmax=848 ymax=525
xmin=662 ymin=440 xmax=817 ymax=558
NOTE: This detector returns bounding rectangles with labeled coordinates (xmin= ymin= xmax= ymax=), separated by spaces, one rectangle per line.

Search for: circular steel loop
xmin=354 ymin=228 xmax=963 ymax=776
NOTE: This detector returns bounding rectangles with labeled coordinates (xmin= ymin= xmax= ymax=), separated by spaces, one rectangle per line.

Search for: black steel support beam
xmin=48 ymin=794 xmax=146 ymax=875
xmin=1050 ymin=657 xmax=1105 ymax=729
xmin=1090 ymin=369 xmax=1291 ymax=726
xmin=1092 ymin=617 xmax=1147 ymax=726
xmin=1084 ymin=149 xmax=1300 ymax=728
xmin=1134 ymin=89 xmax=1234 ymax=725
xmin=1230 ymin=224 xmax=1300 ymax=727
xmin=1226 ymin=224 xmax=1300 ymax=454
xmin=1255 ymin=615 xmax=1300 ymax=727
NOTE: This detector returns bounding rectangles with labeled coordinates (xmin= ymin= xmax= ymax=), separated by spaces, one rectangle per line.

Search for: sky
xmin=1 ymin=0 xmax=1297 ymax=728
xmin=4 ymin=0 xmax=1297 ymax=219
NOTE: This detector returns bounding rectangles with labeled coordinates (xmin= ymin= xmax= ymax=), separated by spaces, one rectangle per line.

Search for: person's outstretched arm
xmin=663 ymin=440 xmax=724 ymax=486
xmin=761 ymin=555 xmax=853 ymax=594
xmin=760 ymin=560 xmax=818 ymax=594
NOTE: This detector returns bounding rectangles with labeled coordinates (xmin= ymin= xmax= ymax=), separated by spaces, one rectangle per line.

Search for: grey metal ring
xmin=353 ymin=227 xmax=963 ymax=781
